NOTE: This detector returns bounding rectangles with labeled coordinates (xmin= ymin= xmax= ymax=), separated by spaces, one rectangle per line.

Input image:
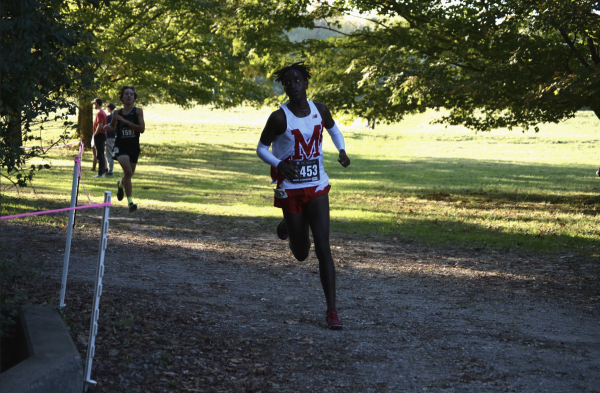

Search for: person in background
xmin=91 ymin=129 xmax=97 ymax=172
xmin=91 ymin=98 xmax=107 ymax=178
xmin=105 ymin=102 xmax=116 ymax=176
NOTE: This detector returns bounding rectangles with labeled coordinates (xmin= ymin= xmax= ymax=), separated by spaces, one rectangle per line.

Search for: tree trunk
xmin=77 ymin=98 xmax=93 ymax=148
xmin=8 ymin=110 xmax=22 ymax=148
xmin=3 ymin=111 xmax=23 ymax=171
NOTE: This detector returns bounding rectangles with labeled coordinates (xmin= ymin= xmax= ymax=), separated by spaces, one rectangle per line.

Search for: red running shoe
xmin=277 ymin=219 xmax=288 ymax=240
xmin=326 ymin=309 xmax=343 ymax=330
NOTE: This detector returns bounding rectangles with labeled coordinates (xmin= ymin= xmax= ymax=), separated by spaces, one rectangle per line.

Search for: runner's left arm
xmin=93 ymin=115 xmax=100 ymax=136
xmin=315 ymin=103 xmax=350 ymax=168
xmin=94 ymin=113 xmax=106 ymax=135
xmin=109 ymin=108 xmax=145 ymax=133
xmin=133 ymin=108 xmax=145 ymax=133
xmin=117 ymin=108 xmax=145 ymax=133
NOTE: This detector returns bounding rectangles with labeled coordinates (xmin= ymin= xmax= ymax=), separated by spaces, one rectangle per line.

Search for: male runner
xmin=103 ymin=86 xmax=145 ymax=212
xmin=256 ymin=62 xmax=351 ymax=330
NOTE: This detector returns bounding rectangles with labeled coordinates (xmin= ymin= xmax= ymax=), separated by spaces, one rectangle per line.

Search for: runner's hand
xmin=277 ymin=161 xmax=300 ymax=181
xmin=338 ymin=150 xmax=350 ymax=168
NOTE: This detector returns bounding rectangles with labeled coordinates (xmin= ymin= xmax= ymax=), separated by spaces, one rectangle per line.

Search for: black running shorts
xmin=113 ymin=146 xmax=140 ymax=164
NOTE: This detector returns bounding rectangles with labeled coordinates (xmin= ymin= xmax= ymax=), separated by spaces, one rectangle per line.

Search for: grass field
xmin=3 ymin=105 xmax=600 ymax=256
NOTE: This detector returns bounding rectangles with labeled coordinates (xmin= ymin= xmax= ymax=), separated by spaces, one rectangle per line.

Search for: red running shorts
xmin=274 ymin=185 xmax=331 ymax=214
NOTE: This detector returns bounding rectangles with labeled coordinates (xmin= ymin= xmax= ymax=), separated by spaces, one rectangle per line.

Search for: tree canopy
xmin=225 ymin=0 xmax=600 ymax=131
xmin=58 ymin=0 xmax=271 ymax=145
xmin=0 ymin=0 xmax=98 ymax=187
xmin=63 ymin=0 xmax=269 ymax=106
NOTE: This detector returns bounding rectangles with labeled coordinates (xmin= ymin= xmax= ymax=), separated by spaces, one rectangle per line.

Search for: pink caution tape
xmin=1 ymin=202 xmax=111 ymax=221
xmin=1 ymin=143 xmax=110 ymax=220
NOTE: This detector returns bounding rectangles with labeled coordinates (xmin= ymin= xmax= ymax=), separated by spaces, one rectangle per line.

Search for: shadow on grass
xmin=332 ymin=210 xmax=600 ymax=255
xmin=3 ymin=143 xmax=600 ymax=256
xmin=2 ymin=188 xmax=599 ymax=260
xmin=140 ymin=141 xmax=600 ymax=204
xmin=21 ymin=141 xmax=600 ymax=207
xmin=330 ymin=157 xmax=600 ymax=203
xmin=3 ymin=186 xmax=600 ymax=312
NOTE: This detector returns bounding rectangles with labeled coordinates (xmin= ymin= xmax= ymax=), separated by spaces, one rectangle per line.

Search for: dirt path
xmin=2 ymin=207 xmax=599 ymax=392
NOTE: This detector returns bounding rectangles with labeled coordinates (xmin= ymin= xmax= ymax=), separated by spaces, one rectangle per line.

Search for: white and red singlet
xmin=271 ymin=100 xmax=329 ymax=193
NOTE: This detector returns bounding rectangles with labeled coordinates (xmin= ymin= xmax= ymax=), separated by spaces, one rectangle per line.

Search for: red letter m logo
xmin=291 ymin=124 xmax=323 ymax=160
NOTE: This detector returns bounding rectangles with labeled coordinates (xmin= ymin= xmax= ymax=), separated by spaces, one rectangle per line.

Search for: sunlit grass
xmin=3 ymin=105 xmax=600 ymax=256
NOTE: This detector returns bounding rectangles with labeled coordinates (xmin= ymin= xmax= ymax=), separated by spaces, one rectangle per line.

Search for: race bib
xmin=121 ymin=126 xmax=136 ymax=138
xmin=291 ymin=159 xmax=319 ymax=183
xmin=274 ymin=189 xmax=288 ymax=199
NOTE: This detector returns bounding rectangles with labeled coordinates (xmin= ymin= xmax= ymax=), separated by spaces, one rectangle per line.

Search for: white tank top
xmin=271 ymin=100 xmax=329 ymax=190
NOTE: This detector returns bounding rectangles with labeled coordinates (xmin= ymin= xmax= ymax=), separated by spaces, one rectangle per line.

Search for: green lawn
xmin=3 ymin=105 xmax=600 ymax=256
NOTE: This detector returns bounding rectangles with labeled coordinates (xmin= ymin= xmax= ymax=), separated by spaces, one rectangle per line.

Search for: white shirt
xmin=271 ymin=100 xmax=329 ymax=191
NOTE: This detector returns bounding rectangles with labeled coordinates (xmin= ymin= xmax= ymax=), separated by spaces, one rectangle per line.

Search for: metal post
xmin=59 ymin=156 xmax=80 ymax=308
xmin=84 ymin=191 xmax=111 ymax=389
xmin=74 ymin=161 xmax=81 ymax=228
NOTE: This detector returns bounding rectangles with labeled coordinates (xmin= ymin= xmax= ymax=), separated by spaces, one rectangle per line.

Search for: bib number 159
xmin=121 ymin=127 xmax=135 ymax=138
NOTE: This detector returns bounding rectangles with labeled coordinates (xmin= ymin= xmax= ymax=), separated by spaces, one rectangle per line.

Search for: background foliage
xmin=5 ymin=0 xmax=600 ymax=187
xmin=63 ymin=0 xmax=268 ymax=107
xmin=0 ymin=0 xmax=98 ymax=187
xmin=60 ymin=0 xmax=271 ymax=146
xmin=5 ymin=105 xmax=599 ymax=256
xmin=224 ymin=0 xmax=600 ymax=131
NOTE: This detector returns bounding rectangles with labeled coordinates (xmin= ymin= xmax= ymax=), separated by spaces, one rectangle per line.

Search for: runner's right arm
xmin=257 ymin=109 xmax=299 ymax=181
xmin=103 ymin=110 xmax=119 ymax=133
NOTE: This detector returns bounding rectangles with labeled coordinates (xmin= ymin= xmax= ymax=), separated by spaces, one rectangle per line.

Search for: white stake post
xmin=84 ymin=191 xmax=111 ymax=389
xmin=59 ymin=156 xmax=80 ymax=308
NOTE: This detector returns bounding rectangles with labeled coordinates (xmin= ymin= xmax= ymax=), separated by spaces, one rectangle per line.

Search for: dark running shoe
xmin=128 ymin=203 xmax=137 ymax=213
xmin=277 ymin=219 xmax=288 ymax=240
xmin=596 ymin=167 xmax=600 ymax=177
xmin=326 ymin=309 xmax=343 ymax=330
xmin=117 ymin=180 xmax=124 ymax=201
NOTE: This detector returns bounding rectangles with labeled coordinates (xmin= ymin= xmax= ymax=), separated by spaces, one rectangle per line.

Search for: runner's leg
xmin=92 ymin=145 xmax=97 ymax=170
xmin=282 ymin=209 xmax=311 ymax=262
xmin=117 ymin=155 xmax=137 ymax=197
xmin=96 ymin=135 xmax=106 ymax=176
xmin=304 ymin=194 xmax=336 ymax=311
xmin=106 ymin=138 xmax=115 ymax=173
